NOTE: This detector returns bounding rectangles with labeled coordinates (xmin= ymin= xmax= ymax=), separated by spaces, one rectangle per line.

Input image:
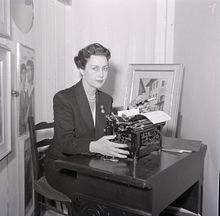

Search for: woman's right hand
xmin=129 ymin=95 xmax=146 ymax=109
xmin=89 ymin=135 xmax=129 ymax=158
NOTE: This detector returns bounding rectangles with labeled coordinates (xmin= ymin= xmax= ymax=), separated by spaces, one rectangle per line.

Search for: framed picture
xmin=125 ymin=64 xmax=184 ymax=137
xmin=18 ymin=137 xmax=34 ymax=216
xmin=11 ymin=0 xmax=34 ymax=33
xmin=0 ymin=0 xmax=11 ymax=37
xmin=0 ymin=44 xmax=11 ymax=160
xmin=17 ymin=43 xmax=35 ymax=137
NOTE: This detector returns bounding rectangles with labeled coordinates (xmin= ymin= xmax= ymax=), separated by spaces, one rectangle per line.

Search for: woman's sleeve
xmin=53 ymin=93 xmax=92 ymax=155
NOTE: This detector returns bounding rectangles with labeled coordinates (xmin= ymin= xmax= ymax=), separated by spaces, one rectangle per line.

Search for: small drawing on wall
xmin=17 ymin=43 xmax=35 ymax=137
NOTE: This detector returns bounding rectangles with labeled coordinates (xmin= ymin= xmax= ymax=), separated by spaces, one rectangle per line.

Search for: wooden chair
xmin=28 ymin=116 xmax=73 ymax=216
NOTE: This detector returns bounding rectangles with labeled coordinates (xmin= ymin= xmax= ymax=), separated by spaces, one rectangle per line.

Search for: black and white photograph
xmin=0 ymin=1 xmax=220 ymax=216
xmin=17 ymin=43 xmax=35 ymax=137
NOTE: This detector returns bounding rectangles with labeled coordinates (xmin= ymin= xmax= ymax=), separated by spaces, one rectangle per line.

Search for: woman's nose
xmin=98 ymin=69 xmax=104 ymax=77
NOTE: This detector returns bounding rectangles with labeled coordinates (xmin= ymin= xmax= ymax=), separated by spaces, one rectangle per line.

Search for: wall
xmin=0 ymin=1 xmax=66 ymax=215
xmin=64 ymin=1 xmax=220 ymax=215
xmin=2 ymin=0 xmax=218 ymax=215
xmin=34 ymin=1 xmax=66 ymax=123
xmin=173 ymin=0 xmax=220 ymax=215
xmin=0 ymin=11 xmax=36 ymax=216
xmin=2 ymin=0 xmax=162 ymax=213
xmin=64 ymin=0 xmax=174 ymax=108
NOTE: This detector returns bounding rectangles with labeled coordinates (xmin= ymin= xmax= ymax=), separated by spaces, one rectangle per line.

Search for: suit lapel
xmin=95 ymin=91 xmax=106 ymax=139
xmin=74 ymin=81 xmax=95 ymax=136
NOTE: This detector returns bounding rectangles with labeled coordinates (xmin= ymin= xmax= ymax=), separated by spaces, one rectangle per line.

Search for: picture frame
xmin=17 ymin=43 xmax=35 ymax=137
xmin=18 ymin=137 xmax=34 ymax=216
xmin=0 ymin=0 xmax=11 ymax=38
xmin=0 ymin=44 xmax=11 ymax=160
xmin=125 ymin=64 xmax=184 ymax=137
xmin=11 ymin=0 xmax=34 ymax=34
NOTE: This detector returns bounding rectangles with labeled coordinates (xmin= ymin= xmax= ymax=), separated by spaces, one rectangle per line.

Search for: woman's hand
xmin=129 ymin=95 xmax=146 ymax=109
xmin=128 ymin=95 xmax=152 ymax=112
xmin=89 ymin=135 xmax=129 ymax=158
xmin=130 ymin=95 xmax=145 ymax=107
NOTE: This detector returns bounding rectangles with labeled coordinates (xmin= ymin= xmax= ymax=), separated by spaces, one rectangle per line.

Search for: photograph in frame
xmin=17 ymin=43 xmax=35 ymax=137
xmin=0 ymin=0 xmax=11 ymax=38
xmin=0 ymin=45 xmax=11 ymax=160
xmin=125 ymin=64 xmax=184 ymax=137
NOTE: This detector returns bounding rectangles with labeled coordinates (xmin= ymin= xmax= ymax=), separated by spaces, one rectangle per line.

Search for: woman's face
xmin=21 ymin=69 xmax=26 ymax=83
xmin=81 ymin=55 xmax=109 ymax=90
xmin=26 ymin=65 xmax=32 ymax=83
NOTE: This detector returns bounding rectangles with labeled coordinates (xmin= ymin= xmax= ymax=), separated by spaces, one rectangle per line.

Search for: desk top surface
xmin=55 ymin=137 xmax=206 ymax=189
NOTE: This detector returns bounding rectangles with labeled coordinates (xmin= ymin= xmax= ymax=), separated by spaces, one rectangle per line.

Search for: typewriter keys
xmin=100 ymin=155 xmax=119 ymax=162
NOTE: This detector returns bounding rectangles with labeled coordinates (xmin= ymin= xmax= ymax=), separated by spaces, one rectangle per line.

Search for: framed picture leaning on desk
xmin=124 ymin=64 xmax=184 ymax=137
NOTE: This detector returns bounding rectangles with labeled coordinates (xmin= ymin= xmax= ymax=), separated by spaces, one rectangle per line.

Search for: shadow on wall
xmin=100 ymin=63 xmax=118 ymax=96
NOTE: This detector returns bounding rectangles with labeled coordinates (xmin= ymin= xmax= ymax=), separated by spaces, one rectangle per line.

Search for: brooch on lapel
xmin=100 ymin=105 xmax=105 ymax=114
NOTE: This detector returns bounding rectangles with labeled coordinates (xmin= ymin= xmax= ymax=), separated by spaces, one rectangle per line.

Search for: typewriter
xmin=104 ymin=112 xmax=165 ymax=159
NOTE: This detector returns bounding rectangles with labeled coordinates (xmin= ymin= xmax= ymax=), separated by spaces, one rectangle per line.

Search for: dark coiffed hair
xmin=20 ymin=63 xmax=27 ymax=74
xmin=74 ymin=43 xmax=111 ymax=69
xmin=27 ymin=59 xmax=34 ymax=72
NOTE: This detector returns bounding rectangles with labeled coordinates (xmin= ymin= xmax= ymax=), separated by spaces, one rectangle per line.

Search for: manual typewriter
xmin=104 ymin=112 xmax=165 ymax=159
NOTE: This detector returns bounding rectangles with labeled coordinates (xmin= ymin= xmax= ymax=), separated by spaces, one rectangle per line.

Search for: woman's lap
xmin=45 ymin=157 xmax=76 ymax=200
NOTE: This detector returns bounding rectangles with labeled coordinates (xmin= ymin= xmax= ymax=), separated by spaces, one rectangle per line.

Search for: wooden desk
xmin=55 ymin=137 xmax=207 ymax=216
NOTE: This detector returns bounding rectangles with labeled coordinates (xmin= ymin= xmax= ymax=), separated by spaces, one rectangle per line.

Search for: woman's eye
xmin=91 ymin=66 xmax=99 ymax=71
xmin=103 ymin=67 xmax=109 ymax=72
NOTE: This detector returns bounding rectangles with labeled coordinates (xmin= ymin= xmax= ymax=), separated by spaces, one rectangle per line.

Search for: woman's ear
xmin=79 ymin=69 xmax=85 ymax=76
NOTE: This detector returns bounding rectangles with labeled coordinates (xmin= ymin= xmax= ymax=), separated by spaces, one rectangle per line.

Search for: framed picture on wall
xmin=18 ymin=137 xmax=34 ymax=216
xmin=17 ymin=43 xmax=35 ymax=137
xmin=0 ymin=44 xmax=11 ymax=160
xmin=124 ymin=64 xmax=184 ymax=137
xmin=11 ymin=0 xmax=34 ymax=34
xmin=0 ymin=0 xmax=11 ymax=37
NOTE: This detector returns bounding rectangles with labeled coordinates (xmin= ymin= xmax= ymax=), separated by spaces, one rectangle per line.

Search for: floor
xmin=39 ymin=206 xmax=199 ymax=216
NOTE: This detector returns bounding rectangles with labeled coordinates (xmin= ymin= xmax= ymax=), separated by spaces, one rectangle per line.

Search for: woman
xmin=45 ymin=43 xmax=129 ymax=199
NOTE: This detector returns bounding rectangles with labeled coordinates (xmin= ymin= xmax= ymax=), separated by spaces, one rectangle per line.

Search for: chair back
xmin=28 ymin=116 xmax=54 ymax=180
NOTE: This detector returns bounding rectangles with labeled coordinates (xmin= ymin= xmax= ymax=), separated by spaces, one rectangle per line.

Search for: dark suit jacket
xmin=47 ymin=80 xmax=113 ymax=160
